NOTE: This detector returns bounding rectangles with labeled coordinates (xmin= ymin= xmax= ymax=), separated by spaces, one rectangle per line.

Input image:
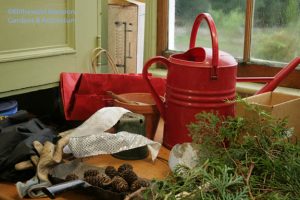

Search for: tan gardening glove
xmin=36 ymin=130 xmax=72 ymax=182
xmin=15 ymin=131 xmax=72 ymax=198
xmin=15 ymin=130 xmax=72 ymax=180
xmin=35 ymin=141 xmax=57 ymax=182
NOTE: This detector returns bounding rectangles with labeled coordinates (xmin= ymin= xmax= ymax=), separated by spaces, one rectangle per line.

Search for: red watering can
xmin=143 ymin=13 xmax=300 ymax=149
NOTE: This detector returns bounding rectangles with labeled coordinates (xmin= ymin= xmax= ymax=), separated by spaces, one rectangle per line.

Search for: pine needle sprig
xmin=145 ymin=161 xmax=248 ymax=200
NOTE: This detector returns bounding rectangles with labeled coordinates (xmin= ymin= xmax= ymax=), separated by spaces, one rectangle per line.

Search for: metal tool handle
xmin=143 ymin=56 xmax=169 ymax=120
xmin=236 ymin=57 xmax=300 ymax=94
xmin=42 ymin=180 xmax=86 ymax=199
xmin=256 ymin=57 xmax=300 ymax=94
xmin=106 ymin=91 xmax=139 ymax=105
xmin=189 ymin=13 xmax=219 ymax=79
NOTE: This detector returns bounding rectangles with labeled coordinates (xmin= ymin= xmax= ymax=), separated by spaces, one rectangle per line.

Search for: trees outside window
xmin=169 ymin=0 xmax=300 ymax=64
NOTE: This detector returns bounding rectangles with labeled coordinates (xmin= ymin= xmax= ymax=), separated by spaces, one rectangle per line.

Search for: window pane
xmin=251 ymin=0 xmax=300 ymax=63
xmin=169 ymin=0 xmax=246 ymax=58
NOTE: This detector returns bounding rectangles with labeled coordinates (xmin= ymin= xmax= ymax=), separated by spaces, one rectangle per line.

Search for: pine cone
xmin=105 ymin=166 xmax=119 ymax=178
xmin=98 ymin=174 xmax=112 ymax=186
xmin=120 ymin=169 xmax=138 ymax=185
xmin=84 ymin=174 xmax=112 ymax=188
xmin=84 ymin=175 xmax=102 ymax=187
xmin=112 ymin=176 xmax=129 ymax=192
xmin=130 ymin=179 xmax=150 ymax=192
xmin=65 ymin=173 xmax=79 ymax=181
xmin=84 ymin=169 xmax=99 ymax=178
xmin=118 ymin=163 xmax=133 ymax=173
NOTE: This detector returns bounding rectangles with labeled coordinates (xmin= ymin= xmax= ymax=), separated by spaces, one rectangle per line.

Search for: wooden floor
xmin=0 ymin=118 xmax=170 ymax=200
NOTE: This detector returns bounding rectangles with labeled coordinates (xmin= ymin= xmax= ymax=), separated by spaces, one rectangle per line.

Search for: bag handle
xmin=189 ymin=13 xmax=219 ymax=79
xmin=91 ymin=47 xmax=119 ymax=74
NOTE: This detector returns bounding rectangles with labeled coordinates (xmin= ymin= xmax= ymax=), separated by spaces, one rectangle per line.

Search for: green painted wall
xmin=0 ymin=0 xmax=99 ymax=97
xmin=0 ymin=0 xmax=157 ymax=97
xmin=144 ymin=0 xmax=157 ymax=62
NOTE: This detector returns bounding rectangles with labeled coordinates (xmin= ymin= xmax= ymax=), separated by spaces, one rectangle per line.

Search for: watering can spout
xmin=256 ymin=57 xmax=300 ymax=94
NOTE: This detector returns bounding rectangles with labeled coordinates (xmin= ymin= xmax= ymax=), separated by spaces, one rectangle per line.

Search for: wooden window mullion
xmin=156 ymin=0 xmax=169 ymax=56
xmin=243 ymin=0 xmax=255 ymax=63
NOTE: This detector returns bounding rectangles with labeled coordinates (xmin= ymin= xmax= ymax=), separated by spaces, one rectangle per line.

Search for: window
xmin=157 ymin=0 xmax=300 ymax=89
xmin=169 ymin=0 xmax=246 ymax=58
xmin=251 ymin=0 xmax=300 ymax=63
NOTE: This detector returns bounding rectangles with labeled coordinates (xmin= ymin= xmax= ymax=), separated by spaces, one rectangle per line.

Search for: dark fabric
xmin=0 ymin=110 xmax=32 ymax=129
xmin=0 ymin=117 xmax=56 ymax=182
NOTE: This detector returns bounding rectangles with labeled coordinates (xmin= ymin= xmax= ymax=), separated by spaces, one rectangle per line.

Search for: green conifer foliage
xmin=145 ymin=100 xmax=300 ymax=200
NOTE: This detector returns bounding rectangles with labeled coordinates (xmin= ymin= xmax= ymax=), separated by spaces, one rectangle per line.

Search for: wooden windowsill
xmin=237 ymin=82 xmax=300 ymax=97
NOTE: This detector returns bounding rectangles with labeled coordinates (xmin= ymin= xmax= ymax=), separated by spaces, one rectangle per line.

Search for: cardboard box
xmin=236 ymin=92 xmax=300 ymax=140
xmin=108 ymin=0 xmax=145 ymax=73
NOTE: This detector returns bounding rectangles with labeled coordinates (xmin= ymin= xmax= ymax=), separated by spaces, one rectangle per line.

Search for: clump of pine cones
xmin=104 ymin=163 xmax=150 ymax=193
xmin=65 ymin=163 xmax=150 ymax=194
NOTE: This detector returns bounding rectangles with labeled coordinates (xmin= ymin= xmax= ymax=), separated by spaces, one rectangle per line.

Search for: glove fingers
xmin=33 ymin=141 xmax=44 ymax=155
xmin=53 ymin=134 xmax=70 ymax=163
xmin=58 ymin=129 xmax=73 ymax=137
xmin=37 ymin=141 xmax=55 ymax=182
xmin=14 ymin=148 xmax=40 ymax=171
xmin=30 ymin=155 xmax=39 ymax=166
xmin=15 ymin=160 xmax=34 ymax=171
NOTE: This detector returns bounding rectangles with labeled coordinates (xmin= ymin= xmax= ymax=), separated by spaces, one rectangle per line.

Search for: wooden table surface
xmin=0 ymin=118 xmax=171 ymax=200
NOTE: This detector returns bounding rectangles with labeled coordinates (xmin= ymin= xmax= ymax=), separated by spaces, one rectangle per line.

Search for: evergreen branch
xmin=146 ymin=100 xmax=300 ymax=200
xmin=246 ymin=162 xmax=255 ymax=200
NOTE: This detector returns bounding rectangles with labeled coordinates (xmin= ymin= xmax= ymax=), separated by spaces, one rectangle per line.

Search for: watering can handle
xmin=143 ymin=56 xmax=168 ymax=120
xmin=189 ymin=13 xmax=219 ymax=79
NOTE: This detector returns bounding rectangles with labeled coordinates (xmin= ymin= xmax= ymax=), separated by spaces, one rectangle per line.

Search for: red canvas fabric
xmin=60 ymin=73 xmax=166 ymax=120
